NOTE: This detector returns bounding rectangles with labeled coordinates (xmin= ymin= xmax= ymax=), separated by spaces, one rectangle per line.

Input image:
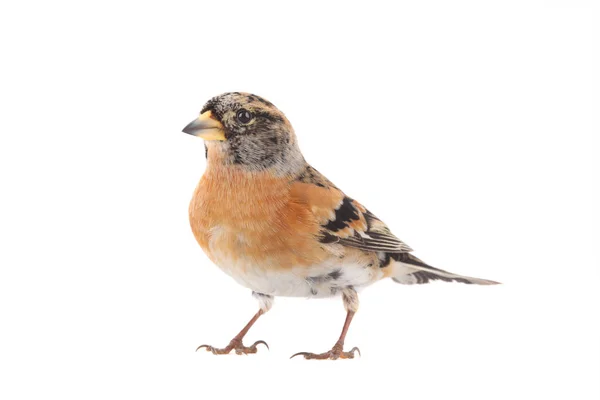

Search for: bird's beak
xmin=182 ymin=111 xmax=226 ymax=141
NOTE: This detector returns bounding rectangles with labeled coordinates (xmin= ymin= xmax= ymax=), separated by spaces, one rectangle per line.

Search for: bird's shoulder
xmin=290 ymin=165 xmax=413 ymax=253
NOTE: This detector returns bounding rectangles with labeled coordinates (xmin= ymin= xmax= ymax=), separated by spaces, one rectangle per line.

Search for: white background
xmin=1 ymin=0 xmax=598 ymax=399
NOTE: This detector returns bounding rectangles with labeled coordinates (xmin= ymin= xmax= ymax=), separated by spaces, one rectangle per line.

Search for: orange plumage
xmin=182 ymin=92 xmax=499 ymax=359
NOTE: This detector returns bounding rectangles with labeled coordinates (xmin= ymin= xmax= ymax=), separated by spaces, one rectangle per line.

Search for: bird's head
xmin=183 ymin=92 xmax=305 ymax=175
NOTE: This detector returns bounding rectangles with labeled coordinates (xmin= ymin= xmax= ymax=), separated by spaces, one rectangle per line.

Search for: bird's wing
xmin=291 ymin=166 xmax=413 ymax=253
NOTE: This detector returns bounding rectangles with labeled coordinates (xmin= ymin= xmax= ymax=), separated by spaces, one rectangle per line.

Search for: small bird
xmin=182 ymin=92 xmax=498 ymax=360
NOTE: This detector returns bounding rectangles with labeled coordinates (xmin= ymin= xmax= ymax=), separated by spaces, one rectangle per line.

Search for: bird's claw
xmin=290 ymin=346 xmax=361 ymax=360
xmin=196 ymin=339 xmax=269 ymax=355
xmin=196 ymin=344 xmax=212 ymax=352
xmin=251 ymin=340 xmax=269 ymax=350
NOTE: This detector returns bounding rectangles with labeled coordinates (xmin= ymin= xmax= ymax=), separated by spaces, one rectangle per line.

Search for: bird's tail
xmin=390 ymin=253 xmax=500 ymax=285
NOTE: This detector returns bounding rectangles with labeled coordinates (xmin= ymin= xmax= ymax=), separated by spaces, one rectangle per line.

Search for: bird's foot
xmin=196 ymin=338 xmax=269 ymax=355
xmin=290 ymin=342 xmax=360 ymax=360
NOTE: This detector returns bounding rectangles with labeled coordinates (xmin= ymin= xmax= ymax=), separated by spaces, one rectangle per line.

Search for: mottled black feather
xmin=323 ymin=197 xmax=360 ymax=232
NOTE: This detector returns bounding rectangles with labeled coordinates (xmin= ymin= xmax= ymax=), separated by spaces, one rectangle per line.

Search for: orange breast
xmin=189 ymin=162 xmax=328 ymax=272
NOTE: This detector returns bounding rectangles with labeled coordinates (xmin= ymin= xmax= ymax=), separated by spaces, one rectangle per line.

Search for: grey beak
xmin=182 ymin=119 xmax=210 ymax=136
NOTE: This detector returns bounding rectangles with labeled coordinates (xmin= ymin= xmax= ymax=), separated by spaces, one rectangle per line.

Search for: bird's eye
xmin=236 ymin=109 xmax=253 ymax=124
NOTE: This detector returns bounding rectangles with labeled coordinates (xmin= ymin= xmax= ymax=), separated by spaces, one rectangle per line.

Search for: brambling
xmin=182 ymin=92 xmax=499 ymax=360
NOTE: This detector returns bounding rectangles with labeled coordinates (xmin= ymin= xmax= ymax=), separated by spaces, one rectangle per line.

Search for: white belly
xmin=208 ymin=228 xmax=384 ymax=297
xmin=215 ymin=259 xmax=384 ymax=297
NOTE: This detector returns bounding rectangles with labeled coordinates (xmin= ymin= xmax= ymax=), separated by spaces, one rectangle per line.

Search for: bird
xmin=182 ymin=92 xmax=499 ymax=360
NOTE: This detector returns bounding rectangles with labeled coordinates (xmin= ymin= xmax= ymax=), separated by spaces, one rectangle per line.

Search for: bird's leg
xmin=196 ymin=292 xmax=272 ymax=355
xmin=196 ymin=309 xmax=268 ymax=355
xmin=291 ymin=287 xmax=361 ymax=360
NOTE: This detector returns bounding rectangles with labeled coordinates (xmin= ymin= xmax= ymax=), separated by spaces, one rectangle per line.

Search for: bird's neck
xmin=204 ymin=141 xmax=307 ymax=178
